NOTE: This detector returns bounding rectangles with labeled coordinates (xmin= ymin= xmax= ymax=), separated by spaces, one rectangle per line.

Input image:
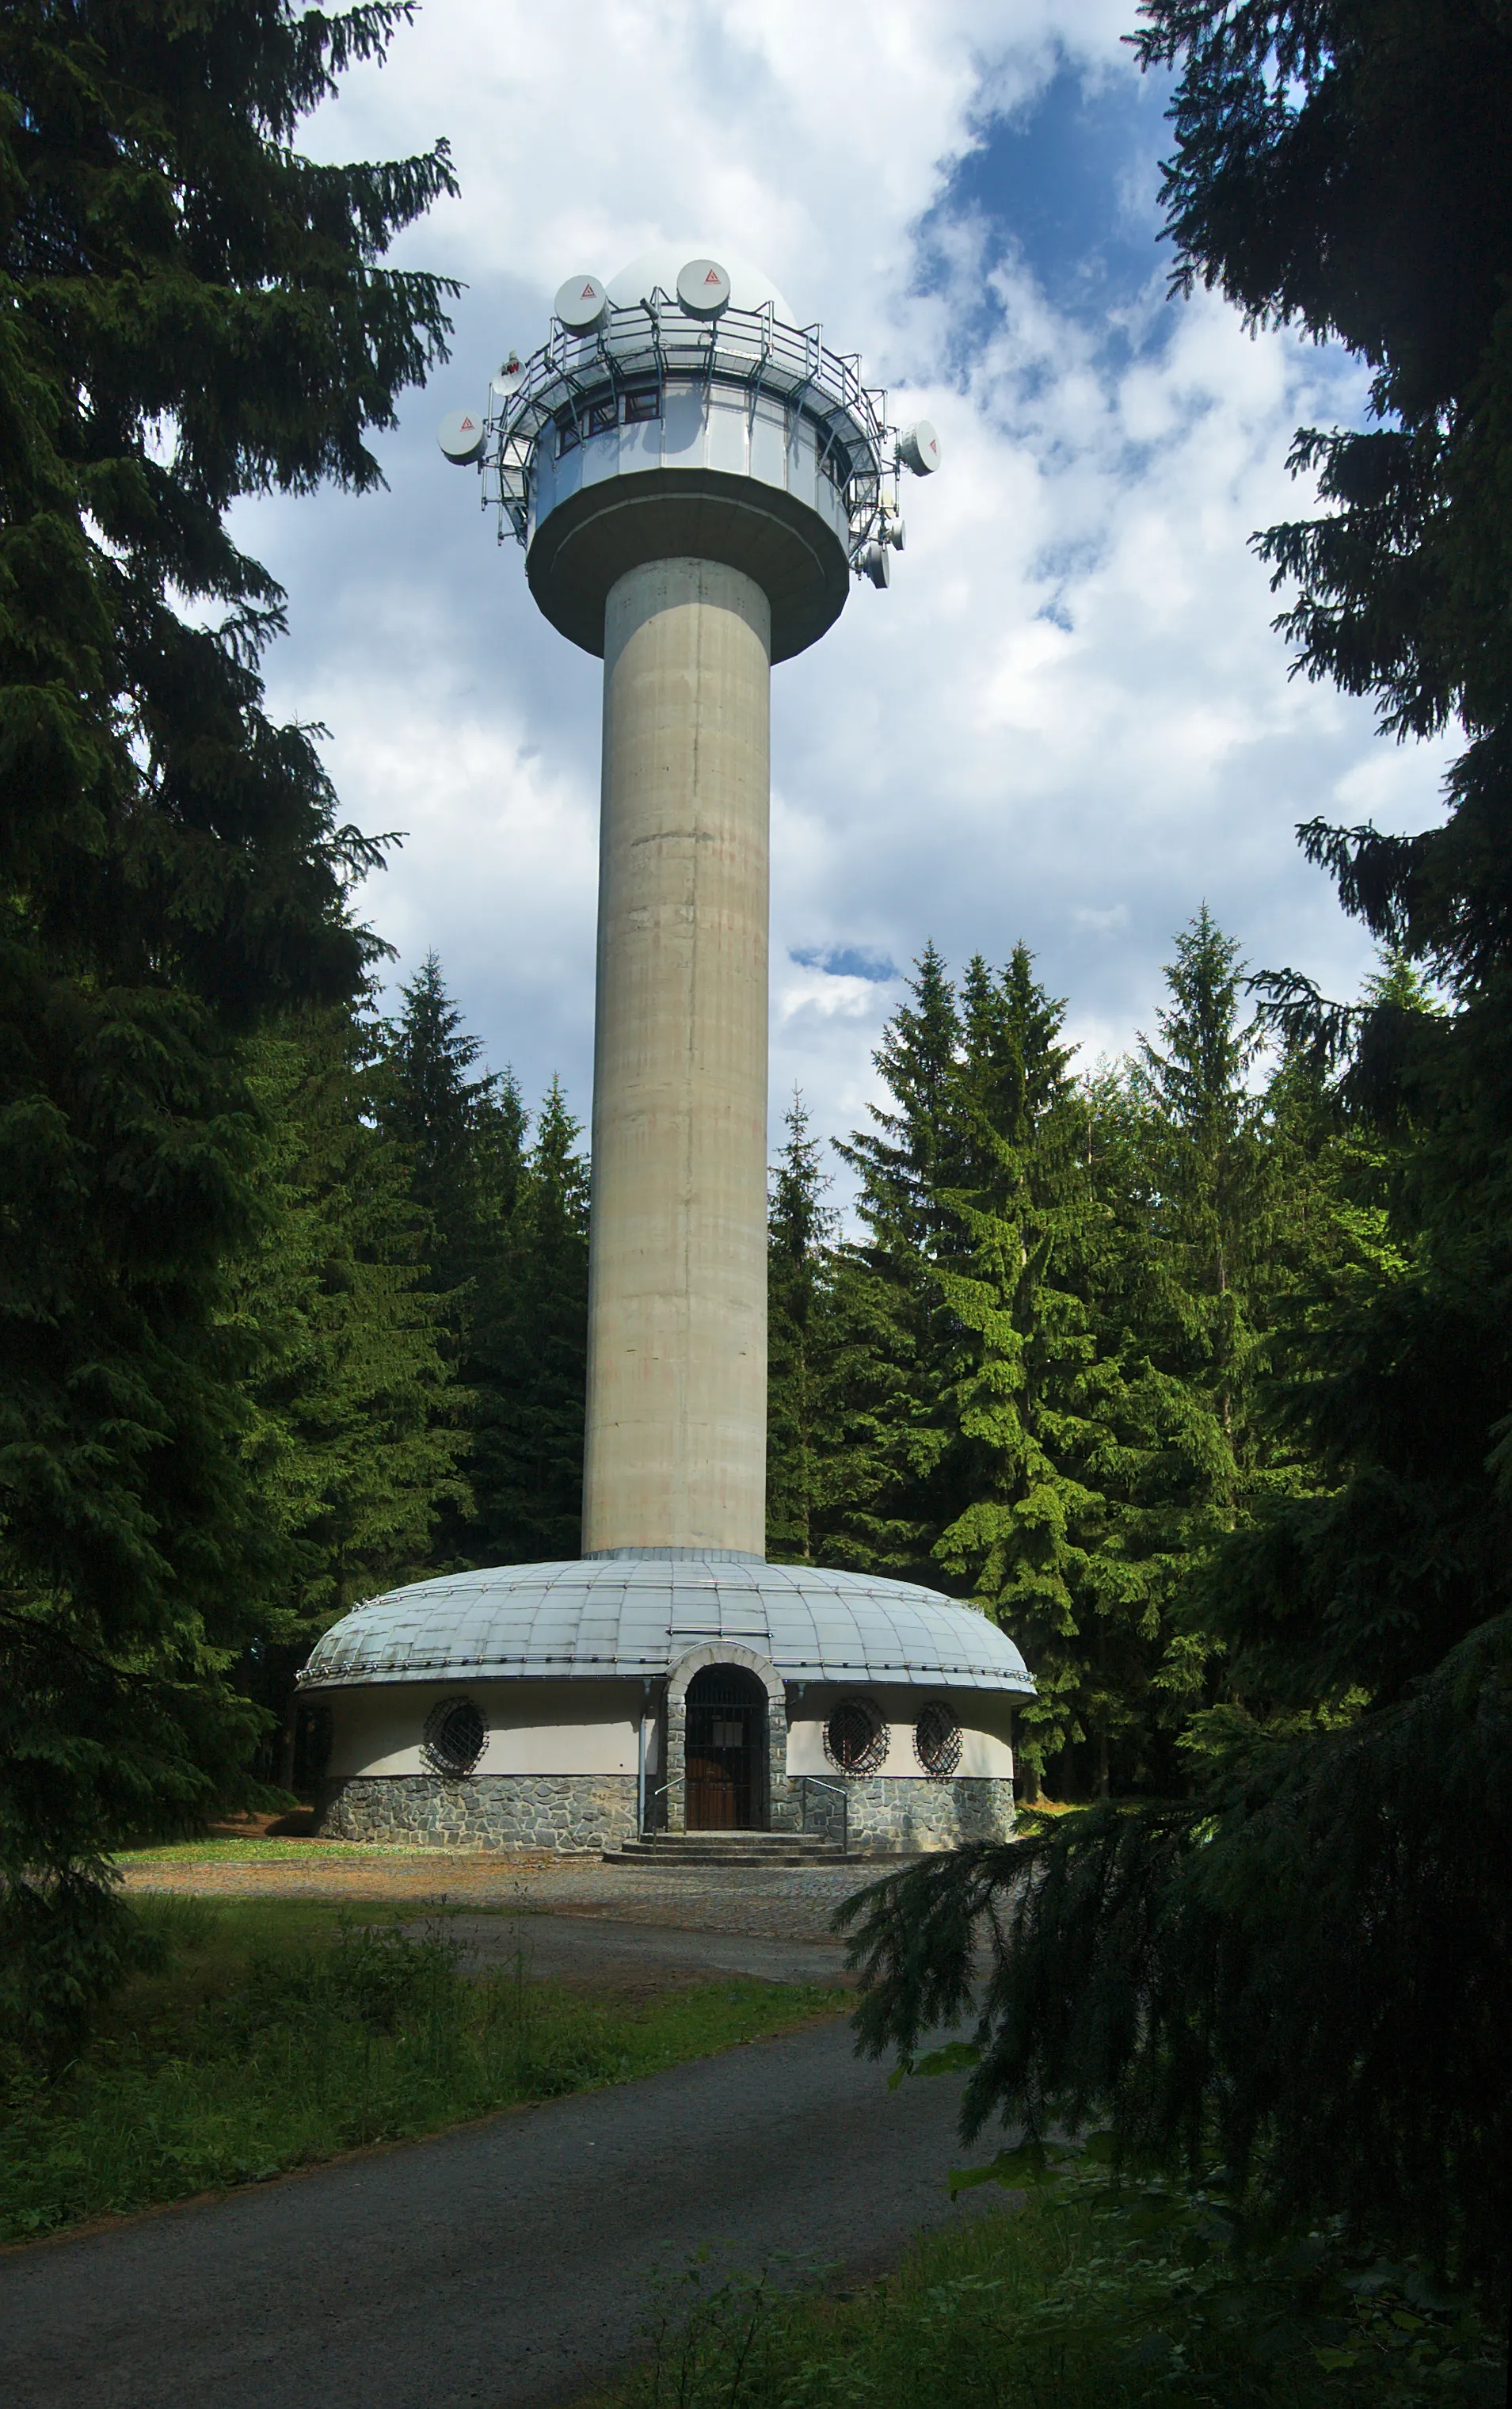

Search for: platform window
xmin=914 ymin=1701 xmax=963 ymax=1778
xmin=824 ymin=1695 xmax=889 ymax=1776
xmin=424 ymin=1696 xmax=486 ymax=1777
xmin=556 ymin=414 xmax=581 ymax=455
xmin=623 ymin=382 xmax=661 ymax=424
xmin=818 ymin=439 xmax=851 ymax=489
xmin=588 ymin=394 xmax=619 ymax=436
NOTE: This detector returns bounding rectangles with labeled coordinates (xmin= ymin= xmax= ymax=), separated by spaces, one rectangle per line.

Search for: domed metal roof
xmin=298 ymin=1553 xmax=1033 ymax=1695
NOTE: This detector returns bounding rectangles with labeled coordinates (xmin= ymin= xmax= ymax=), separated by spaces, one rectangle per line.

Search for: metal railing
xmin=480 ymin=291 xmax=897 ymax=555
xmin=797 ymin=1774 xmax=849 ymax=1858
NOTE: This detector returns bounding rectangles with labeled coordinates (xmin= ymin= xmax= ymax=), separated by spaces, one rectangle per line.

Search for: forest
xmin=256 ymin=905 xmax=1395 ymax=1816
xmin=0 ymin=0 xmax=1506 ymax=2306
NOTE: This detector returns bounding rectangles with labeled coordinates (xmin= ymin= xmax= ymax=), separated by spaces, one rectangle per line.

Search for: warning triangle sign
xmin=705 ymin=267 xmax=722 ymax=284
xmin=581 ymin=282 xmax=597 ymax=298
xmin=460 ymin=416 xmax=475 ymax=431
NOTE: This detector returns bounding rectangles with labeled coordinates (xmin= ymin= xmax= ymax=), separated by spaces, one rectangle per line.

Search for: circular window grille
xmin=824 ymin=1696 xmax=889 ymax=1775
xmin=914 ymin=1702 xmax=963 ymax=1778
xmin=424 ymin=1697 xmax=486 ymax=1777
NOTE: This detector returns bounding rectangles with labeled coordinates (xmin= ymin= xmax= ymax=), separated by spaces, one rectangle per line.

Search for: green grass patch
xmin=0 ymin=1897 xmax=846 ymax=2244
xmin=609 ymin=2171 xmax=1505 ymax=2409
xmin=112 ymin=1834 xmax=425 ymax=1862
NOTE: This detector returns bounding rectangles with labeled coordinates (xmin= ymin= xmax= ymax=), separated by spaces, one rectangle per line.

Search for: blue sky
xmin=237 ymin=3 xmax=1447 ymax=1179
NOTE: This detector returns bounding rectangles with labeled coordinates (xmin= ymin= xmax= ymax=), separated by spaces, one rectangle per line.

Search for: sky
xmin=236 ymin=0 xmax=1449 ymax=1182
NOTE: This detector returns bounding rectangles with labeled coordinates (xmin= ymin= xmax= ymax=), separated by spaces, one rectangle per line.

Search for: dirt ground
xmin=120 ymin=1833 xmax=889 ymax=1946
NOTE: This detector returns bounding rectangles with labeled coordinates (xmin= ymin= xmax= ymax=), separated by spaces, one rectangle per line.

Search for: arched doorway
xmin=684 ymin=1665 xmax=767 ymax=1829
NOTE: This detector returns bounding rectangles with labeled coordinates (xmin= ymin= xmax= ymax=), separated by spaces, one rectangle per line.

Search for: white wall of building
xmin=783 ymin=1683 xmax=1015 ymax=1779
xmin=321 ymin=1672 xmax=1017 ymax=1782
xmin=326 ymin=1678 xmax=646 ymax=1778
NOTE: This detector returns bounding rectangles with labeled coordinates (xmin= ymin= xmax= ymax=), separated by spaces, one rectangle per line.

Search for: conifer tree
xmin=844 ymin=0 xmax=1512 ymax=2284
xmin=928 ymin=951 xmax=1105 ymax=1787
xmin=0 ymin=2 xmax=456 ymax=2051
xmin=1131 ymin=908 xmax=1270 ymax=1472
xmin=764 ymin=1092 xmax=885 ymax=1565
xmin=231 ymin=1002 xmax=470 ymax=1751
xmin=830 ymin=947 xmax=965 ymax=1576
xmin=767 ymin=1093 xmax=836 ymax=1564
xmin=381 ymin=952 xmax=508 ymax=1298
xmin=470 ymin=1080 xmax=591 ymax=1564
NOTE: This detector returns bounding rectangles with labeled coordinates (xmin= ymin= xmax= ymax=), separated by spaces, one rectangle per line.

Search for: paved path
xmin=419 ymin=1912 xmax=855 ymax=1990
xmin=2 ymin=2018 xmax=993 ymax=2409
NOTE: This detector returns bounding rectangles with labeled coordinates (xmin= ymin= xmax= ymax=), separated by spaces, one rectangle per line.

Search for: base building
xmin=298 ymin=1553 xmax=1032 ymax=1855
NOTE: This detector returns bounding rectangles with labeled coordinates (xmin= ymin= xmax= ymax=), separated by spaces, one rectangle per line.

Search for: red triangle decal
xmin=460 ymin=416 xmax=474 ymax=431
xmin=706 ymin=268 xmax=722 ymax=284
xmin=581 ymin=282 xmax=596 ymax=298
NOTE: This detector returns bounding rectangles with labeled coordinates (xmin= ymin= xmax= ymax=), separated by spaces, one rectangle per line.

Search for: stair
xmin=603 ymin=1829 xmax=847 ymax=1866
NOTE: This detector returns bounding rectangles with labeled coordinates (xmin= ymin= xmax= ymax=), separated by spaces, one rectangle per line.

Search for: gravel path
xmin=2 ymin=2017 xmax=994 ymax=2409
xmin=120 ymin=1850 xmax=891 ymax=1943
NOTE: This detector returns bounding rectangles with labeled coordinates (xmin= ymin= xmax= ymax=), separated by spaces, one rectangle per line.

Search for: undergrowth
xmin=608 ymin=2155 xmax=1506 ymax=2409
xmin=0 ymin=1896 xmax=845 ymax=2243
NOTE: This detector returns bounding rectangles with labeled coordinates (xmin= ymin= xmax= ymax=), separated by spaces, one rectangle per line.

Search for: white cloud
xmin=238 ymin=0 xmax=1453 ymax=1171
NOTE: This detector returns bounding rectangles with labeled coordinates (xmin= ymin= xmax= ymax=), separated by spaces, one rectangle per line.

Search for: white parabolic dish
xmin=605 ymin=245 xmax=798 ymax=327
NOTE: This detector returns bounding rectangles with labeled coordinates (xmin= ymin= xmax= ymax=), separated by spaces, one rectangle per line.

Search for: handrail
xmin=798 ymin=1773 xmax=848 ymax=1859
xmin=485 ymin=295 xmax=895 ymax=550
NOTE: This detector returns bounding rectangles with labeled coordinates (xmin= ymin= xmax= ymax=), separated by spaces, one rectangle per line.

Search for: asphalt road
xmin=3 ymin=2013 xmax=994 ymax=2409
xmin=416 ymin=1910 xmax=855 ymax=1989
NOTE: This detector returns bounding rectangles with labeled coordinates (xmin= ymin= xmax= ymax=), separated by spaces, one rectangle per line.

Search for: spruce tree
xmin=231 ymin=1001 xmax=470 ymax=1755
xmin=381 ymin=952 xmax=506 ymax=1297
xmin=470 ymin=1080 xmax=591 ymax=1564
xmin=928 ymin=950 xmax=1106 ymax=1789
xmin=0 ymin=2 xmax=457 ymax=2051
xmin=830 ymin=947 xmax=965 ymax=1576
xmin=844 ymin=0 xmax=1512 ymax=2285
xmin=765 ymin=1091 xmax=884 ymax=1565
xmin=767 ymin=1092 xmax=836 ymax=1564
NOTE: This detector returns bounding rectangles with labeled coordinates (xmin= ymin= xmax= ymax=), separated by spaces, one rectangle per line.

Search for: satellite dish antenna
xmin=555 ymin=274 xmax=608 ymax=332
xmin=899 ymin=419 xmax=942 ymax=476
xmin=437 ymin=407 xmax=486 ymax=467
xmin=676 ymin=257 xmax=731 ymax=318
xmin=857 ymin=540 xmax=891 ymax=589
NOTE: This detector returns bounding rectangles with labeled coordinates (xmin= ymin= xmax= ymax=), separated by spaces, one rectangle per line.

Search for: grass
xmin=112 ymin=1834 xmax=424 ymax=1863
xmin=606 ymin=2171 xmax=1506 ymax=2409
xmin=0 ymin=1896 xmax=847 ymax=2245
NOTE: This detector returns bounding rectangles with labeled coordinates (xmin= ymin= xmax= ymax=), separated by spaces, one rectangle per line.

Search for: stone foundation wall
xmin=318 ymin=1772 xmax=638 ymax=1853
xmin=794 ymin=1773 xmax=1015 ymax=1854
xmin=316 ymin=1767 xmax=1012 ymax=1856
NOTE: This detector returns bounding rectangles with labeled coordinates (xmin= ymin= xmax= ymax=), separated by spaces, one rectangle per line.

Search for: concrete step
xmin=604 ymin=1832 xmax=847 ymax=1866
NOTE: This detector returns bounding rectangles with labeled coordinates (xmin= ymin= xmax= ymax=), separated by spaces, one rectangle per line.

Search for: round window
xmin=424 ymin=1697 xmax=486 ymax=1777
xmin=914 ymin=1701 xmax=962 ymax=1778
xmin=824 ymin=1696 xmax=889 ymax=1775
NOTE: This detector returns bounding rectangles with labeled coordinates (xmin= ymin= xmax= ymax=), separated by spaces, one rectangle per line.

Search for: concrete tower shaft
xmin=582 ymin=558 xmax=771 ymax=1556
xmin=451 ymin=252 xmax=936 ymax=1560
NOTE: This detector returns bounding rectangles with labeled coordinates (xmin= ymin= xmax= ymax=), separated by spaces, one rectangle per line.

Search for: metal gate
xmin=684 ymin=1666 xmax=767 ymax=1829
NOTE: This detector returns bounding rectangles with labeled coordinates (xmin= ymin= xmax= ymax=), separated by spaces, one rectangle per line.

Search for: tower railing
xmin=482 ymin=292 xmax=894 ymax=554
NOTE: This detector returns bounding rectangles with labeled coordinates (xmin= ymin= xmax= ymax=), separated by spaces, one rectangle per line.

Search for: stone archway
xmin=665 ymin=1642 xmax=793 ymax=1834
